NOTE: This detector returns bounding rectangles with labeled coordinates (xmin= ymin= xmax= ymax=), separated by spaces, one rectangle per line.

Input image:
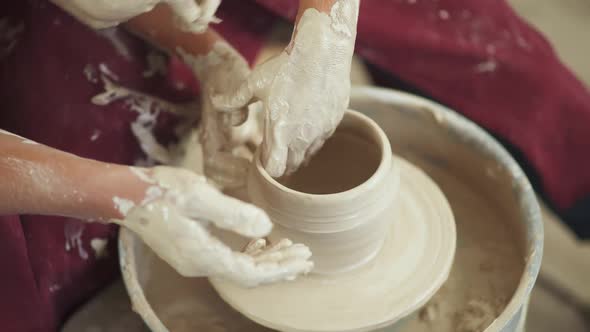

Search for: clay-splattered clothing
xmin=0 ymin=1 xmax=271 ymax=330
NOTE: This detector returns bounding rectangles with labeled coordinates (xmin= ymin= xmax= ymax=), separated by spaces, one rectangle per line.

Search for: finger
xmin=303 ymin=138 xmax=325 ymax=166
xmin=262 ymin=141 xmax=288 ymax=178
xmin=199 ymin=0 xmax=222 ymax=21
xmin=130 ymin=122 xmax=171 ymax=164
xmin=226 ymin=108 xmax=249 ymax=127
xmin=201 ymin=191 xmax=273 ymax=238
xmin=245 ymin=238 xmax=292 ymax=258
xmin=248 ymin=238 xmax=292 ymax=258
xmin=219 ymin=244 xmax=313 ymax=287
xmin=280 ymin=257 xmax=314 ymax=280
xmin=266 ymin=238 xmax=293 ymax=253
xmin=154 ymin=215 xmax=218 ymax=277
xmin=285 ymin=145 xmax=307 ymax=176
xmin=212 ymin=56 xmax=283 ymax=112
xmin=254 ymin=256 xmax=314 ymax=286
xmin=262 ymin=120 xmax=289 ymax=177
xmin=243 ymin=238 xmax=267 ymax=255
xmin=254 ymin=243 xmax=312 ymax=264
xmin=185 ymin=230 xmax=264 ymax=280
xmin=211 ymin=79 xmax=255 ymax=112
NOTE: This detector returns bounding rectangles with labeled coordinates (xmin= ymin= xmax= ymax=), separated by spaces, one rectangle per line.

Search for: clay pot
xmin=247 ymin=110 xmax=399 ymax=274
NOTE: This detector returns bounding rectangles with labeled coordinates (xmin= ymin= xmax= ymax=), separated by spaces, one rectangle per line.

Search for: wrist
xmin=126 ymin=4 xmax=220 ymax=57
xmin=297 ymin=0 xmax=337 ymax=21
xmin=84 ymin=164 xmax=153 ymax=221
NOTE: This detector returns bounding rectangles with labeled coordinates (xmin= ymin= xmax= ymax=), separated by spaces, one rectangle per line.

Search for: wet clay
xmin=211 ymin=1 xmax=360 ymax=177
xmin=279 ymin=130 xmax=381 ymax=195
xmin=132 ymin=150 xmax=523 ymax=332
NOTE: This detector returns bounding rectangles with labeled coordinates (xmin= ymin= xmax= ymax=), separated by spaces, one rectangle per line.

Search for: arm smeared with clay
xmin=50 ymin=0 xmax=221 ymax=33
xmin=213 ymin=0 xmax=360 ymax=177
xmin=126 ymin=4 xmax=260 ymax=189
xmin=0 ymin=131 xmax=312 ymax=287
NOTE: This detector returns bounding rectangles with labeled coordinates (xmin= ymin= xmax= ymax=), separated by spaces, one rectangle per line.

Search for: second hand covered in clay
xmin=213 ymin=0 xmax=360 ymax=178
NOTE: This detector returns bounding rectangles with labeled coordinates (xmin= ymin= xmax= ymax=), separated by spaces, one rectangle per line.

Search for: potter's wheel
xmin=117 ymin=87 xmax=540 ymax=332
xmin=210 ymin=157 xmax=456 ymax=332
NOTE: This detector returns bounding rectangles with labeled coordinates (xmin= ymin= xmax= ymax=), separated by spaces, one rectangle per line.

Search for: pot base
xmin=210 ymin=156 xmax=457 ymax=332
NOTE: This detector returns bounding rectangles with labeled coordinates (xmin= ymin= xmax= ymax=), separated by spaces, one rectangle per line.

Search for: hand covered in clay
xmin=116 ymin=166 xmax=313 ymax=287
xmin=51 ymin=0 xmax=220 ymax=32
xmin=212 ymin=1 xmax=359 ymax=177
xmin=179 ymin=42 xmax=262 ymax=188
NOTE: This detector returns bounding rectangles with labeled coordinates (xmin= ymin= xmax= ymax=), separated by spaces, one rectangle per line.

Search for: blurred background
xmin=507 ymin=0 xmax=590 ymax=330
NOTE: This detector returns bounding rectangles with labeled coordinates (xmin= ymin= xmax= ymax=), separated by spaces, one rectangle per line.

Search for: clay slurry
xmin=279 ymin=130 xmax=381 ymax=194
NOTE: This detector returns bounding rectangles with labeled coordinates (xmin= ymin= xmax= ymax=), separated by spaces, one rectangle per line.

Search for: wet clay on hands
xmin=178 ymin=42 xmax=262 ymax=189
xmin=0 ymin=130 xmax=312 ymax=288
xmin=212 ymin=0 xmax=360 ymax=178
xmin=0 ymin=130 xmax=148 ymax=220
xmin=51 ymin=0 xmax=220 ymax=32
xmin=113 ymin=166 xmax=314 ymax=287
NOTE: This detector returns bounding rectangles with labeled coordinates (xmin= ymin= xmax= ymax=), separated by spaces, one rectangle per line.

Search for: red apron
xmin=0 ymin=1 xmax=273 ymax=330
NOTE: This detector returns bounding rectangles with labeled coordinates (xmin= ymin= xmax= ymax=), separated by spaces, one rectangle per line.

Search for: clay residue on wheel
xmin=142 ymin=249 xmax=274 ymax=331
xmin=401 ymin=153 xmax=524 ymax=332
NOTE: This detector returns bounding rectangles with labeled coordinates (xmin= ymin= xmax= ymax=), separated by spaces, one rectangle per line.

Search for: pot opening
xmin=278 ymin=118 xmax=382 ymax=195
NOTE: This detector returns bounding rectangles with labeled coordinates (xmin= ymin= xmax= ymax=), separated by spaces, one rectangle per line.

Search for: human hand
xmin=211 ymin=2 xmax=359 ymax=177
xmin=51 ymin=0 xmax=220 ymax=32
xmin=179 ymin=42 xmax=261 ymax=188
xmin=115 ymin=166 xmax=313 ymax=287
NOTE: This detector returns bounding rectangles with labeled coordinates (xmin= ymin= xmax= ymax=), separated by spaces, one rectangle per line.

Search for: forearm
xmin=0 ymin=132 xmax=149 ymax=221
xmin=125 ymin=4 xmax=222 ymax=60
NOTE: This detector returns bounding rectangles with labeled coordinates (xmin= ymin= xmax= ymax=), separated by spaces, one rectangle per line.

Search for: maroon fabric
xmin=254 ymin=0 xmax=590 ymax=211
xmin=0 ymin=1 xmax=274 ymax=331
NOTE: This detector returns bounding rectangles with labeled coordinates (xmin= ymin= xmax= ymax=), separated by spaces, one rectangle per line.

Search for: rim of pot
xmin=253 ymin=109 xmax=392 ymax=203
